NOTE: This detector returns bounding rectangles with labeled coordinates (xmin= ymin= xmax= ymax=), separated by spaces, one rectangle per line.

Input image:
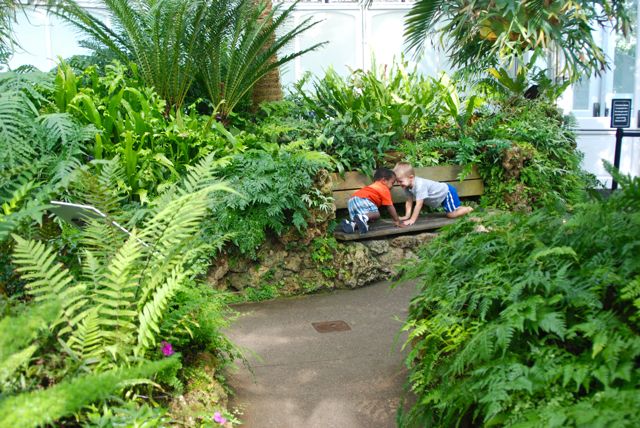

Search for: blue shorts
xmin=347 ymin=197 xmax=378 ymax=220
xmin=441 ymin=184 xmax=461 ymax=213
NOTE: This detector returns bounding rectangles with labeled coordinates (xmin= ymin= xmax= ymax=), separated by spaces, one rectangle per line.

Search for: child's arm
xmin=403 ymin=199 xmax=424 ymax=226
xmin=398 ymin=197 xmax=413 ymax=221
xmin=386 ymin=205 xmax=405 ymax=228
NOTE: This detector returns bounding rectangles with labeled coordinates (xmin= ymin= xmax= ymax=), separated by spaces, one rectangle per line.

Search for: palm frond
xmin=200 ymin=0 xmax=324 ymax=118
xmin=403 ymin=0 xmax=446 ymax=56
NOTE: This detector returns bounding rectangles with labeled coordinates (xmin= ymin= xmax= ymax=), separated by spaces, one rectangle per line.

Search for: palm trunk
xmin=251 ymin=0 xmax=283 ymax=110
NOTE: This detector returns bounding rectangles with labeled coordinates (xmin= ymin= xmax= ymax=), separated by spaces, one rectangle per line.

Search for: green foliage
xmin=402 ymin=0 xmax=631 ymax=80
xmin=84 ymin=401 xmax=170 ymax=428
xmin=160 ymin=280 xmax=237 ymax=359
xmin=0 ymin=300 xmax=59 ymax=386
xmin=0 ymin=69 xmax=94 ymax=242
xmin=0 ymin=357 xmax=178 ymax=428
xmin=199 ymin=0 xmax=323 ymax=119
xmin=400 ymin=169 xmax=640 ymax=427
xmin=210 ymin=143 xmax=332 ymax=257
xmin=0 ymin=0 xmax=19 ymax=67
xmin=311 ymin=236 xmax=338 ymax=278
xmin=46 ymin=0 xmax=322 ymax=117
xmin=292 ymin=61 xmax=441 ymax=174
xmin=245 ymin=283 xmax=280 ymax=302
xmin=53 ymin=60 xmax=239 ymax=201
xmin=11 ymin=156 xmax=233 ymax=368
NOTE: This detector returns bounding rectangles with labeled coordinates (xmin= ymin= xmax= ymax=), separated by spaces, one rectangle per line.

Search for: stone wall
xmin=206 ymin=232 xmax=438 ymax=294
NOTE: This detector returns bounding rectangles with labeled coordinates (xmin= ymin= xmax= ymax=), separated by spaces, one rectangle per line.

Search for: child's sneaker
xmin=355 ymin=213 xmax=369 ymax=233
xmin=340 ymin=219 xmax=356 ymax=233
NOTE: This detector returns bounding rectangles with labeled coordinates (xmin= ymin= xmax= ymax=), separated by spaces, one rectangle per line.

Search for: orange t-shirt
xmin=352 ymin=181 xmax=393 ymax=207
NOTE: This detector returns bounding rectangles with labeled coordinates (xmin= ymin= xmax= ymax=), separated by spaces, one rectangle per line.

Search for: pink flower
xmin=160 ymin=341 xmax=174 ymax=356
xmin=213 ymin=411 xmax=227 ymax=424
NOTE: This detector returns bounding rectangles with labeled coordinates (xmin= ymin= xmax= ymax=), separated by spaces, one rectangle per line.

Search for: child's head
xmin=393 ymin=162 xmax=414 ymax=189
xmin=373 ymin=168 xmax=396 ymax=189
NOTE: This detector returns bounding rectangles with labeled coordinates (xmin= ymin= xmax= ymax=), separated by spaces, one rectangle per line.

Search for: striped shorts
xmin=441 ymin=184 xmax=462 ymax=213
xmin=347 ymin=197 xmax=378 ymax=220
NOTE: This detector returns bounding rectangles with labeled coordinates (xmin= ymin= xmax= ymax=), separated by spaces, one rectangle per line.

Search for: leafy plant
xmin=199 ymin=0 xmax=323 ymax=120
xmin=0 ymin=358 xmax=178 ymax=428
xmin=292 ymin=60 xmax=442 ymax=174
xmin=11 ymin=155 xmax=233 ymax=369
xmin=0 ymin=69 xmax=95 ymax=241
xmin=0 ymin=0 xmax=20 ymax=67
xmin=0 ymin=297 xmax=179 ymax=428
xmin=210 ymin=142 xmax=332 ymax=257
xmin=399 ymin=166 xmax=640 ymax=427
xmin=46 ymin=0 xmax=323 ymax=118
xmin=402 ymin=0 xmax=631 ymax=80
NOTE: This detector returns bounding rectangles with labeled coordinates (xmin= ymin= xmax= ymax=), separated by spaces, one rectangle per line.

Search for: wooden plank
xmin=330 ymin=165 xmax=481 ymax=191
xmin=330 ymin=171 xmax=372 ymax=191
xmin=333 ymin=179 xmax=484 ymax=209
xmin=414 ymin=165 xmax=481 ymax=181
xmin=334 ymin=214 xmax=455 ymax=241
xmin=447 ymin=179 xmax=484 ymax=197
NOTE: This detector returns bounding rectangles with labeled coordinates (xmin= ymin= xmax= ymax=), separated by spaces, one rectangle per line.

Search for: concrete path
xmin=225 ymin=280 xmax=416 ymax=428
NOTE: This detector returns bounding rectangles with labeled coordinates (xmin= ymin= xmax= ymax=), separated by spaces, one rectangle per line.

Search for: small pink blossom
xmin=213 ymin=411 xmax=227 ymax=424
xmin=160 ymin=341 xmax=174 ymax=356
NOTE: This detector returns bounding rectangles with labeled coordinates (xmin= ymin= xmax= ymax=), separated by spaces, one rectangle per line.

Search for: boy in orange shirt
xmin=340 ymin=168 xmax=404 ymax=234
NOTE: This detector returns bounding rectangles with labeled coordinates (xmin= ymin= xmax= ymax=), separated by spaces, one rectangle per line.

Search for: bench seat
xmin=334 ymin=213 xmax=455 ymax=241
xmin=331 ymin=165 xmax=483 ymax=210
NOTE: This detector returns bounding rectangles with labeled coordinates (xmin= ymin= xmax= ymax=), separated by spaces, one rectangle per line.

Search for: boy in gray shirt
xmin=393 ymin=162 xmax=473 ymax=225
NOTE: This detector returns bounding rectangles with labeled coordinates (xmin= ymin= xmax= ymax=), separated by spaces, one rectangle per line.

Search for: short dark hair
xmin=373 ymin=168 xmax=396 ymax=182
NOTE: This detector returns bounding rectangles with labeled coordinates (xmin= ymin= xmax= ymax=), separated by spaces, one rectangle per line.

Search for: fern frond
xmin=0 ymin=90 xmax=37 ymax=169
xmin=0 ymin=357 xmax=178 ymax=428
xmin=65 ymin=307 xmax=105 ymax=364
xmin=135 ymin=266 xmax=186 ymax=357
xmin=12 ymin=235 xmax=74 ymax=302
xmin=36 ymin=113 xmax=90 ymax=151
xmin=92 ymin=234 xmax=143 ymax=350
xmin=12 ymin=235 xmax=87 ymax=336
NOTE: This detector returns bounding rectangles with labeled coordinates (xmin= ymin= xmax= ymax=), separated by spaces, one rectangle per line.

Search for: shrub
xmin=400 ymin=167 xmax=640 ymax=427
xmin=209 ymin=142 xmax=333 ymax=257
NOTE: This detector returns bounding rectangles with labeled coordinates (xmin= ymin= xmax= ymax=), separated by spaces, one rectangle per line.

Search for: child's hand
xmin=403 ymin=218 xmax=416 ymax=226
xmin=398 ymin=215 xmax=409 ymax=221
xmin=394 ymin=221 xmax=405 ymax=228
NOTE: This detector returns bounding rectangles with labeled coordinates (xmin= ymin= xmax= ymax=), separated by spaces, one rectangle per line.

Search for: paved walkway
xmin=224 ymin=280 xmax=416 ymax=428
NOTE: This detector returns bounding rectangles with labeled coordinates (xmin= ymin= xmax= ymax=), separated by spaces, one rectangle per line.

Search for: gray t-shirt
xmin=404 ymin=177 xmax=449 ymax=208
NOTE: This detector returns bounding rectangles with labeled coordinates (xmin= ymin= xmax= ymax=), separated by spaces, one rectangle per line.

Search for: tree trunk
xmin=251 ymin=0 xmax=283 ymax=110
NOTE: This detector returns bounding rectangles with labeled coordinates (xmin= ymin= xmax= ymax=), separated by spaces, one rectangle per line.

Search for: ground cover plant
xmin=399 ymin=166 xmax=640 ymax=427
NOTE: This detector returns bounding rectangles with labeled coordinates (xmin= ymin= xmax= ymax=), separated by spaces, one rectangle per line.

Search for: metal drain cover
xmin=312 ymin=320 xmax=351 ymax=333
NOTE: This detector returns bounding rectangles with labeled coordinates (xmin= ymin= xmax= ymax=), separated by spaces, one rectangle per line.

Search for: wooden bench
xmin=332 ymin=165 xmax=484 ymax=241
